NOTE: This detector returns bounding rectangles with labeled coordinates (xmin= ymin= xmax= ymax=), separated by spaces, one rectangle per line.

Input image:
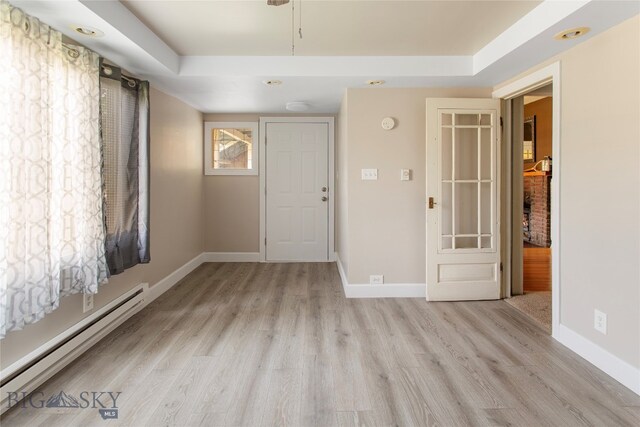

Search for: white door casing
xmin=264 ymin=121 xmax=330 ymax=261
xmin=426 ymin=98 xmax=501 ymax=301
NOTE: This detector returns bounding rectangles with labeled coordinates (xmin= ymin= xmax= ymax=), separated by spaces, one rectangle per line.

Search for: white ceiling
xmin=11 ymin=1 xmax=640 ymax=113
xmin=120 ymin=0 xmax=540 ymax=56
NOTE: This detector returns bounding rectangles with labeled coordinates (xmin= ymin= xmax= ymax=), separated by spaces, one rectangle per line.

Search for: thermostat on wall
xmin=381 ymin=117 xmax=396 ymax=130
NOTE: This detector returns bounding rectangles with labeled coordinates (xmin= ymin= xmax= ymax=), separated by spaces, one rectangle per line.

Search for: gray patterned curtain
xmin=0 ymin=1 xmax=108 ymax=338
xmin=100 ymin=63 xmax=150 ymax=275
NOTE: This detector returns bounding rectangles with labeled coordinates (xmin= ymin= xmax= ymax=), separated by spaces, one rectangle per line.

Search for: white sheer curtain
xmin=0 ymin=1 xmax=108 ymax=338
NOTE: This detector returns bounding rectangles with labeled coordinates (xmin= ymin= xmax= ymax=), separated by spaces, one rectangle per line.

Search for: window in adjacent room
xmin=204 ymin=122 xmax=258 ymax=175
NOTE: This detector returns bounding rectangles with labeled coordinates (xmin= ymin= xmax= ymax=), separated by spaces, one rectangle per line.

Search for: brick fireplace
xmin=523 ymin=171 xmax=551 ymax=247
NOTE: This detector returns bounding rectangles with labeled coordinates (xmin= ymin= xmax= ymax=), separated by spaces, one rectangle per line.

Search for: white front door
xmin=426 ymin=98 xmax=501 ymax=301
xmin=265 ymin=122 xmax=329 ymax=261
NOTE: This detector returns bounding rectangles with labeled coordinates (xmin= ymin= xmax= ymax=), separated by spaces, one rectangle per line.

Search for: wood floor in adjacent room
xmin=2 ymin=262 xmax=639 ymax=426
xmin=523 ymin=246 xmax=552 ymax=292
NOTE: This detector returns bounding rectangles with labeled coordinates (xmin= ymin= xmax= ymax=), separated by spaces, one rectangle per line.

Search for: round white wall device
xmin=381 ymin=117 xmax=395 ymax=130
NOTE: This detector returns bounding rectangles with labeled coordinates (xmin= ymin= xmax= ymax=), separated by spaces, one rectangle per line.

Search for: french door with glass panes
xmin=426 ymin=98 xmax=501 ymax=301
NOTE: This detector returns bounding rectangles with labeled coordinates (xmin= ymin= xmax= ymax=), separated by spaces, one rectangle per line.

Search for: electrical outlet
xmin=400 ymin=169 xmax=411 ymax=181
xmin=83 ymin=293 xmax=94 ymax=313
xmin=594 ymin=309 xmax=607 ymax=334
xmin=370 ymin=275 xmax=384 ymax=285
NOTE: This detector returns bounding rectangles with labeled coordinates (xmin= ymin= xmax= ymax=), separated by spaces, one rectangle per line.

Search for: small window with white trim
xmin=204 ymin=122 xmax=258 ymax=175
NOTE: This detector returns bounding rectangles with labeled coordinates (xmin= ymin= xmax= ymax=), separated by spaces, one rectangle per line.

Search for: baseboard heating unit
xmin=0 ymin=283 xmax=148 ymax=414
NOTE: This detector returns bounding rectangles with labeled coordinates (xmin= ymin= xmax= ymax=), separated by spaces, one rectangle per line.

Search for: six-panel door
xmin=266 ymin=122 xmax=329 ymax=261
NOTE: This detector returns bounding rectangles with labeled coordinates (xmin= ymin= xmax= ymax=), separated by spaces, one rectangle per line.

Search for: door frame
xmin=258 ymin=117 xmax=335 ymax=262
xmin=492 ymin=62 xmax=561 ymax=337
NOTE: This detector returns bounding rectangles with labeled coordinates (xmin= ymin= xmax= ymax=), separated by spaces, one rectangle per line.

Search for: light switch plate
xmin=361 ymin=168 xmax=378 ymax=180
xmin=400 ymin=169 xmax=411 ymax=181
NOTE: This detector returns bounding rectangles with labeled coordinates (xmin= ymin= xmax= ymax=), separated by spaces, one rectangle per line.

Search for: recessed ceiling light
xmin=554 ymin=27 xmax=590 ymax=40
xmin=72 ymin=26 xmax=104 ymax=37
xmin=286 ymin=101 xmax=309 ymax=112
xmin=366 ymin=79 xmax=385 ymax=86
xmin=263 ymin=80 xmax=282 ymax=86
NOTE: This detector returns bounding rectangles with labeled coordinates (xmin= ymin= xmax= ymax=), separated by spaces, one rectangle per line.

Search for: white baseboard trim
xmin=336 ymin=256 xmax=426 ymax=298
xmin=202 ymin=252 xmax=261 ymax=262
xmin=344 ymin=283 xmax=426 ymax=298
xmin=336 ymin=255 xmax=348 ymax=289
xmin=0 ymin=283 xmax=149 ymax=414
xmin=554 ymin=324 xmax=640 ymax=395
xmin=146 ymin=253 xmax=206 ymax=305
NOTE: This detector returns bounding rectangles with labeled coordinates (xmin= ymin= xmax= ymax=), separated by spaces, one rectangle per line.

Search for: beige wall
xmin=202 ymin=113 xmax=337 ymax=254
xmin=338 ymin=87 xmax=492 ymax=284
xmin=336 ymin=95 xmax=349 ymax=275
xmin=202 ymin=114 xmax=260 ymax=252
xmin=496 ymin=16 xmax=640 ymax=368
xmin=0 ymin=87 xmax=205 ymax=369
xmin=204 ymin=175 xmax=260 ymax=252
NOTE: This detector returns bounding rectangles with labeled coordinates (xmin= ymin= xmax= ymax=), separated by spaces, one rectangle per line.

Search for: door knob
xmin=321 ymin=196 xmax=328 ymax=202
xmin=321 ymin=187 xmax=327 ymax=192
xmin=428 ymin=197 xmax=437 ymax=209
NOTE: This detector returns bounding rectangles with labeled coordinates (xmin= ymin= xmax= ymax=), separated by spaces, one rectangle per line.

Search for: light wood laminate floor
xmin=2 ymin=262 xmax=639 ymax=426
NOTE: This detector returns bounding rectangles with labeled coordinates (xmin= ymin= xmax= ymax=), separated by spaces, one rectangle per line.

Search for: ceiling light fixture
xmin=263 ymin=80 xmax=282 ymax=86
xmin=267 ymin=0 xmax=290 ymax=5
xmin=366 ymin=80 xmax=386 ymax=86
xmin=554 ymin=26 xmax=590 ymax=40
xmin=286 ymin=101 xmax=309 ymax=112
xmin=72 ymin=26 xmax=104 ymax=37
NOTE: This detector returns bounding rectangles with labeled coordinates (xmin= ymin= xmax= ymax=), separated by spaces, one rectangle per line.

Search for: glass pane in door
xmin=480 ymin=128 xmax=492 ymax=180
xmin=456 ymin=114 xmax=479 ymax=126
xmin=441 ymin=128 xmax=453 ymax=181
xmin=454 ymin=128 xmax=478 ymax=180
xmin=441 ymin=182 xmax=452 ymax=236
xmin=439 ymin=110 xmax=495 ymax=252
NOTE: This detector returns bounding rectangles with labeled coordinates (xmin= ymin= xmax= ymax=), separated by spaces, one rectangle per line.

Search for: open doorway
xmin=506 ymin=84 xmax=553 ymax=333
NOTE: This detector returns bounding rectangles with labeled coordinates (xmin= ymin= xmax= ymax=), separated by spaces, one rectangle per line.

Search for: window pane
xmin=455 ymin=113 xmax=478 ymax=126
xmin=455 ymin=237 xmax=478 ymax=249
xmin=455 ymin=183 xmax=478 ymax=235
xmin=480 ymin=128 xmax=492 ymax=180
xmin=442 ymin=236 xmax=452 ymax=250
xmin=442 ymin=127 xmax=452 ymax=180
xmin=454 ymin=128 xmax=478 ymax=180
xmin=480 ymin=182 xmax=491 ymax=235
xmin=212 ymin=128 xmax=253 ymax=169
xmin=441 ymin=182 xmax=452 ymax=236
